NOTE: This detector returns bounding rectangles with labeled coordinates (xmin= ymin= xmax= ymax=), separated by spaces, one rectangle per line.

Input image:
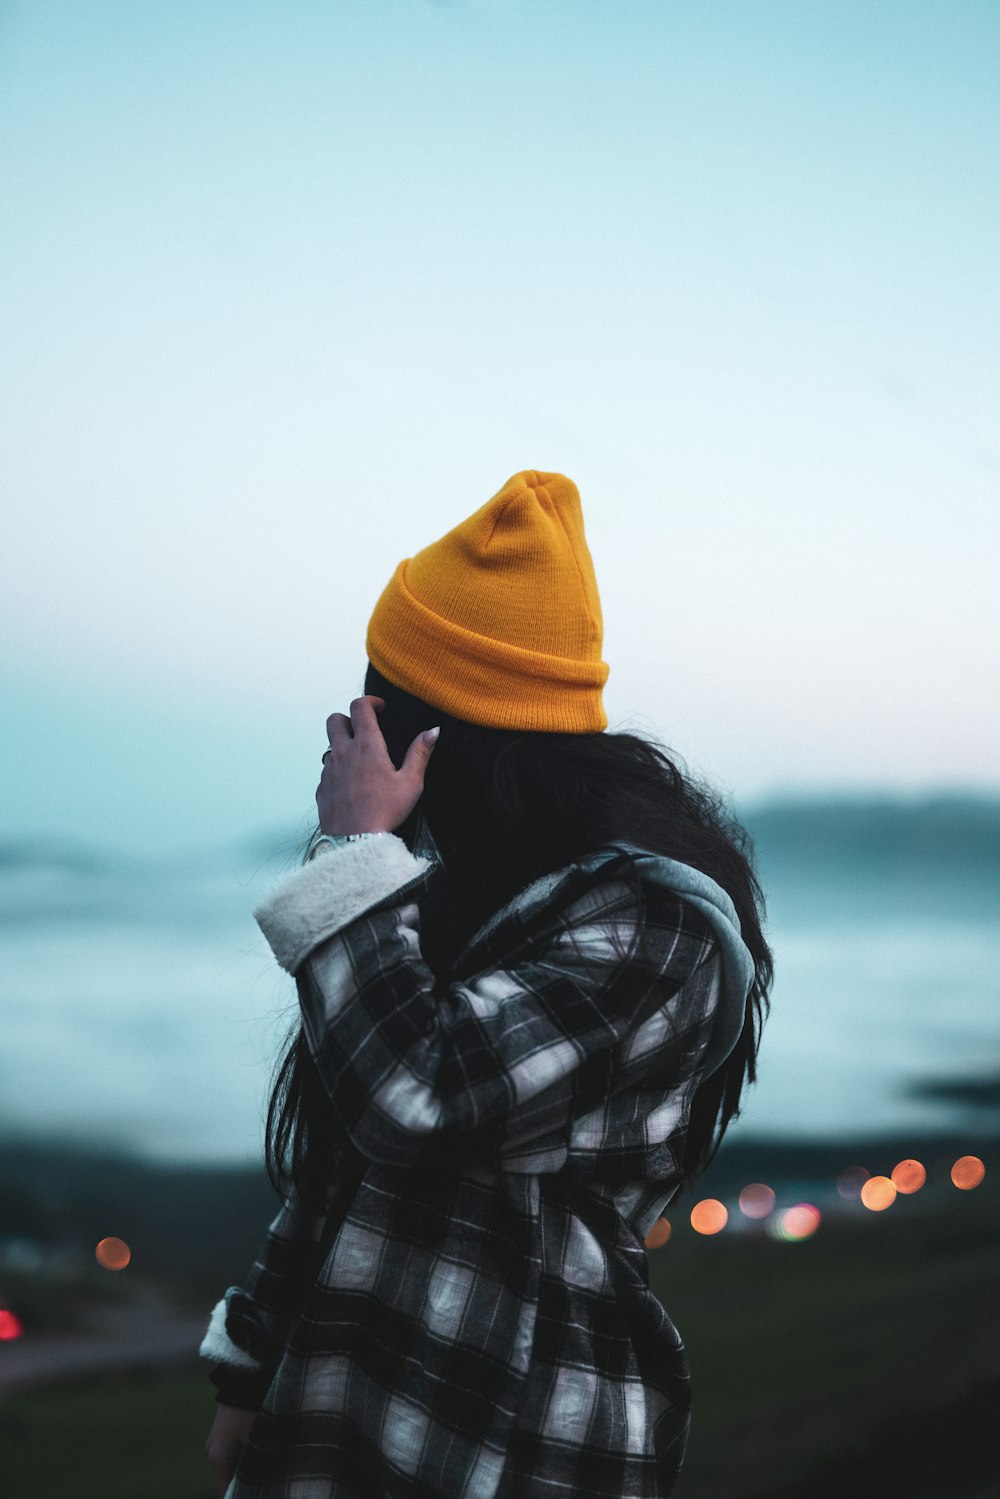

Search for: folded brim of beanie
xmin=366 ymin=559 xmax=609 ymax=733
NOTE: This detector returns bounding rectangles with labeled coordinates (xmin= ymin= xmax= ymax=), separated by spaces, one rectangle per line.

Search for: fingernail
xmin=423 ymin=727 xmax=440 ymax=745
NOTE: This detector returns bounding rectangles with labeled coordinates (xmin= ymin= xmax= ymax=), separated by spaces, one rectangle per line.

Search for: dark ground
xmin=0 ymin=1133 xmax=996 ymax=1498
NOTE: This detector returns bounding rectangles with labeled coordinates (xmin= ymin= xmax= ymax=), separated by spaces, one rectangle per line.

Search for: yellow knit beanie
xmin=365 ymin=469 xmax=609 ymax=732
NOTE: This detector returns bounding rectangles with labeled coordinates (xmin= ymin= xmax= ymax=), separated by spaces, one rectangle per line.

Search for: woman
xmin=202 ymin=470 xmax=772 ymax=1499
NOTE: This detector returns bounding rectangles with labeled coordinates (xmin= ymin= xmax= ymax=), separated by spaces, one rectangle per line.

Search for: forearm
xmin=207 ymin=1359 xmax=275 ymax=1411
xmin=198 ymin=1183 xmax=332 ymax=1390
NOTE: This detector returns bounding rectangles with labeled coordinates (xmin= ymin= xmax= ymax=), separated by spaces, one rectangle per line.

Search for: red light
xmin=0 ymin=1309 xmax=24 ymax=1340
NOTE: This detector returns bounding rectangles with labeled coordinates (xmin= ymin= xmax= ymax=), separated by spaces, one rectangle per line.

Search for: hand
xmin=205 ymin=1404 xmax=257 ymax=1497
xmin=316 ymin=695 xmax=439 ymax=836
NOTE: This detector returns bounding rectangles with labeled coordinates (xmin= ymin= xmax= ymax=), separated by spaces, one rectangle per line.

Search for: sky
xmin=2 ymin=0 xmax=998 ymax=853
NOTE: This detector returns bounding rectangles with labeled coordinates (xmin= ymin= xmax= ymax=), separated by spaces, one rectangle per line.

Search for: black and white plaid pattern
xmin=201 ymin=837 xmax=750 ymax=1498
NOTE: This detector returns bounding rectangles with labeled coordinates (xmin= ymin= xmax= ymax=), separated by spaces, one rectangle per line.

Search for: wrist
xmin=311 ymin=832 xmax=392 ymax=860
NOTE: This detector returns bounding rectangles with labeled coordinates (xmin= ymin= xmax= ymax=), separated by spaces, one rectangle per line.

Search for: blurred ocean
xmin=1 ymin=797 xmax=998 ymax=1165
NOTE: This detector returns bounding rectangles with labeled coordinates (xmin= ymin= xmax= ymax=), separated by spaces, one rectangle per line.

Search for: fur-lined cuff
xmin=253 ymin=833 xmax=433 ymax=973
xmin=198 ymin=1296 xmax=263 ymax=1370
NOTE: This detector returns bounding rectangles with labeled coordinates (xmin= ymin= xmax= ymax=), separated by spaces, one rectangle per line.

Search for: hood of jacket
xmin=445 ymin=837 xmax=755 ymax=1081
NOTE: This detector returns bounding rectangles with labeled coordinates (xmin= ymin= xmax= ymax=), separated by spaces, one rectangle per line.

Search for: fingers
xmin=205 ymin=1441 xmax=237 ymax=1497
xmin=349 ymin=695 xmax=386 ymax=742
xmin=399 ymin=725 xmax=440 ymax=785
xmin=326 ymin=711 xmax=351 ymax=745
xmin=205 ymin=1405 xmax=257 ymax=1499
xmin=326 ymin=697 xmax=385 ymax=748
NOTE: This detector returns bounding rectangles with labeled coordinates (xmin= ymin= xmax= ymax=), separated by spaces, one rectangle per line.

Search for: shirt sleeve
xmin=198 ymin=1181 xmax=332 ymax=1402
xmin=253 ymin=834 xmax=720 ymax=1170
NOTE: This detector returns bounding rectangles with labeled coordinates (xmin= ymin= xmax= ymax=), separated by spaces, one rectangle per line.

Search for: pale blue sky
xmin=2 ymin=0 xmax=998 ymax=851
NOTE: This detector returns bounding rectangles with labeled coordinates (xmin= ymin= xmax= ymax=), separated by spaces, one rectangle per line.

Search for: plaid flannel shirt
xmin=199 ymin=833 xmax=753 ymax=1499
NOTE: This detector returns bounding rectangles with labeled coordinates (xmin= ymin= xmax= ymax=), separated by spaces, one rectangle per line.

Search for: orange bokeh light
xmin=644 ymin=1218 xmax=672 ymax=1249
xmin=780 ymin=1203 xmax=821 ymax=1240
xmin=836 ymin=1166 xmax=870 ymax=1200
xmin=738 ymin=1183 xmax=776 ymax=1219
xmin=860 ymin=1176 xmax=897 ymax=1212
xmin=690 ymin=1199 xmax=728 ymax=1235
xmin=891 ymin=1159 xmax=926 ymax=1194
xmin=95 ymin=1237 xmax=131 ymax=1271
xmin=951 ymin=1155 xmax=986 ymax=1190
xmin=0 ymin=1308 xmax=24 ymax=1340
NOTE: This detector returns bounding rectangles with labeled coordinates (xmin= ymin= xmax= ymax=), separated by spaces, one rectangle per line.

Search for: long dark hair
xmin=265 ymin=662 xmax=773 ymax=1206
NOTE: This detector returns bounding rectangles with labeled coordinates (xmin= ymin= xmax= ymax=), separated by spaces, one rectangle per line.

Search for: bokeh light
xmin=738 ymin=1183 xmax=776 ymax=1219
xmin=860 ymin=1176 xmax=897 ymax=1211
xmin=690 ymin=1199 xmax=728 ymax=1235
xmin=768 ymin=1203 xmax=822 ymax=1242
xmin=951 ymin=1155 xmax=986 ymax=1190
xmin=95 ymin=1236 xmax=131 ymax=1270
xmin=836 ymin=1166 xmax=870 ymax=1200
xmin=782 ymin=1204 xmax=822 ymax=1240
xmin=891 ymin=1159 xmax=926 ymax=1194
xmin=0 ymin=1308 xmax=24 ymax=1340
xmin=644 ymin=1218 xmax=672 ymax=1249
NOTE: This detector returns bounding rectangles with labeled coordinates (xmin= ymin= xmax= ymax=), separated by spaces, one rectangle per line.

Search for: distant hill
xmin=740 ymin=794 xmax=1000 ymax=872
xmin=736 ymin=794 xmax=1000 ymax=919
xmin=4 ymin=792 xmax=1000 ymax=897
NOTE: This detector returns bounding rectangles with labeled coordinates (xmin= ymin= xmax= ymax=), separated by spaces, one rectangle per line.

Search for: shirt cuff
xmin=198 ymin=1295 xmax=262 ymax=1370
xmin=253 ymin=832 xmax=435 ymax=973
